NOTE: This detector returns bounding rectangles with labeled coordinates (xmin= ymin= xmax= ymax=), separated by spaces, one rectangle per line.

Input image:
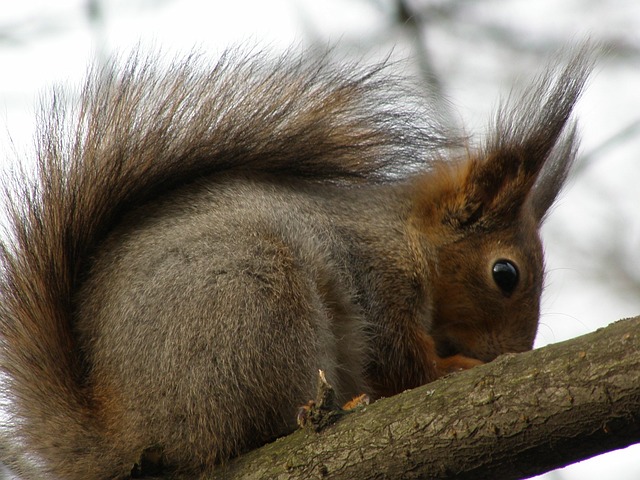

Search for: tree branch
xmin=205 ymin=315 xmax=640 ymax=480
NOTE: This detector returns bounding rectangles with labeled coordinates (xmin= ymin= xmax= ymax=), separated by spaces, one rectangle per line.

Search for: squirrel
xmin=0 ymin=47 xmax=592 ymax=479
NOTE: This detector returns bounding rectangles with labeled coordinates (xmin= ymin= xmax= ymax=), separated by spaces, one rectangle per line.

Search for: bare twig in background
xmin=576 ymin=118 xmax=640 ymax=175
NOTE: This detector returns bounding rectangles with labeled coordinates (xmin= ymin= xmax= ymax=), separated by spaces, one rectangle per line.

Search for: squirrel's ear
xmin=453 ymin=47 xmax=592 ymax=229
xmin=529 ymin=124 xmax=578 ymax=222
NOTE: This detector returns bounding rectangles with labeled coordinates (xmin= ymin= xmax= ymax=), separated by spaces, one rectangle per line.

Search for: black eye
xmin=492 ymin=260 xmax=519 ymax=295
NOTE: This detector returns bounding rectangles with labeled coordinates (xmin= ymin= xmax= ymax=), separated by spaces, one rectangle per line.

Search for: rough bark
xmin=202 ymin=315 xmax=640 ymax=480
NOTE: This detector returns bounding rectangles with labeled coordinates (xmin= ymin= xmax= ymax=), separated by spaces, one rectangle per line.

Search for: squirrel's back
xmin=0 ymin=49 xmax=456 ymax=478
xmin=0 ymin=47 xmax=592 ymax=478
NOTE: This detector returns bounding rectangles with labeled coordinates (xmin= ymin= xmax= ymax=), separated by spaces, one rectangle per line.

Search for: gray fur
xmin=0 ymin=47 xmax=592 ymax=478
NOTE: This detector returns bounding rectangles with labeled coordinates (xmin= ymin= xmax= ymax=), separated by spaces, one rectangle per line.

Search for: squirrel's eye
xmin=492 ymin=260 xmax=519 ymax=295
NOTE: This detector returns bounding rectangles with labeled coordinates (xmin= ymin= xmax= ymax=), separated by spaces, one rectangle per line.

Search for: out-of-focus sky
xmin=1 ymin=1 xmax=639 ymax=479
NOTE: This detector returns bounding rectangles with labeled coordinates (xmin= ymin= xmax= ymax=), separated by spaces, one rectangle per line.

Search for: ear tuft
xmin=413 ymin=45 xmax=594 ymax=233
xmin=471 ymin=44 xmax=594 ymax=225
xmin=530 ymin=123 xmax=579 ymax=221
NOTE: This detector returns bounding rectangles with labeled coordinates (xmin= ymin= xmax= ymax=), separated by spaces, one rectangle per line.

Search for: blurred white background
xmin=0 ymin=1 xmax=639 ymax=479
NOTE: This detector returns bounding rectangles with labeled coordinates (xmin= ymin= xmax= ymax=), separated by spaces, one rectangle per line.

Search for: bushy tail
xmin=0 ymin=49 xmax=452 ymax=477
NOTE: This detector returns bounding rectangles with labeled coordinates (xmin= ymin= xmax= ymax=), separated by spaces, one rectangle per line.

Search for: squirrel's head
xmin=411 ymin=50 xmax=591 ymax=363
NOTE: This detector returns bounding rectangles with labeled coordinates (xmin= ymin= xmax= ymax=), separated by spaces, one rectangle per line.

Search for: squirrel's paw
xmin=342 ymin=393 xmax=370 ymax=411
xmin=296 ymin=400 xmax=318 ymax=428
xmin=436 ymin=354 xmax=483 ymax=377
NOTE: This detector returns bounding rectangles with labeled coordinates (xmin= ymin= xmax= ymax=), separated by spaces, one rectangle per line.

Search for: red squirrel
xmin=0 ymin=47 xmax=591 ymax=478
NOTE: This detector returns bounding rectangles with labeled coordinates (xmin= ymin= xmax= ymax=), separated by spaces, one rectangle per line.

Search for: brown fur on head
xmin=412 ymin=48 xmax=592 ymax=362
